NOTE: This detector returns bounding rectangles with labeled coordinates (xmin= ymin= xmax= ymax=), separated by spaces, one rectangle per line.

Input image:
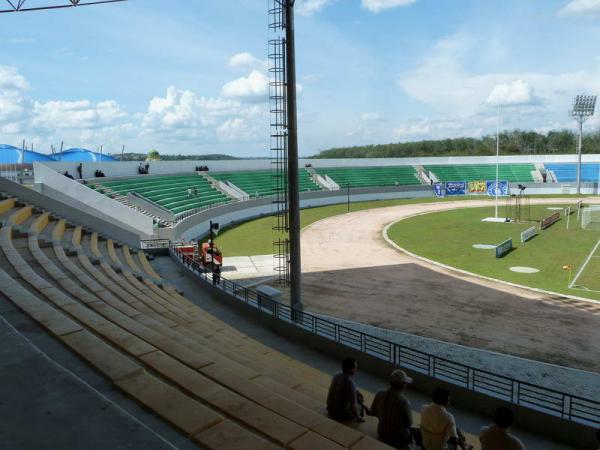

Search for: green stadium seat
xmin=424 ymin=164 xmax=535 ymax=183
xmin=314 ymin=166 xmax=421 ymax=188
xmin=211 ymin=170 xmax=321 ymax=198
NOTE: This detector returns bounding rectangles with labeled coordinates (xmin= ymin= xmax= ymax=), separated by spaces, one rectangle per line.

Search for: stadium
xmin=1 ymin=1 xmax=599 ymax=450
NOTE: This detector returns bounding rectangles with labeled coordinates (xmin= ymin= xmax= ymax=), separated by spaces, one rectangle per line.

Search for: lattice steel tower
xmin=269 ymin=0 xmax=303 ymax=310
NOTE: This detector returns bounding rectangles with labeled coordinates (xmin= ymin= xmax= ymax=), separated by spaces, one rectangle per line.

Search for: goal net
xmin=581 ymin=206 xmax=600 ymax=230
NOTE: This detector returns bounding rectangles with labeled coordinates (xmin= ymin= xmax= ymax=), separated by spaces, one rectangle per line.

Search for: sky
xmin=1 ymin=0 xmax=600 ymax=157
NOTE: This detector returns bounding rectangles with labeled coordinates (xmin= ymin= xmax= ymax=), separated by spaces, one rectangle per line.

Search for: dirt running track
xmin=300 ymin=199 xmax=600 ymax=372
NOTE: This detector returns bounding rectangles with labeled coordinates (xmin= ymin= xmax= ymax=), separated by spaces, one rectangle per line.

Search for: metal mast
xmin=569 ymin=95 xmax=596 ymax=195
xmin=1 ymin=0 xmax=126 ymax=13
xmin=269 ymin=0 xmax=302 ymax=310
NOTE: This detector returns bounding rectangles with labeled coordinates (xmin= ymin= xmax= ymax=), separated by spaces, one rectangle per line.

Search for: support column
xmin=285 ymin=1 xmax=303 ymax=310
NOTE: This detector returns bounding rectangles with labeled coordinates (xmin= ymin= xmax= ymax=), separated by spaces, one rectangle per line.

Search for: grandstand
xmin=0 ymin=193 xmax=393 ymax=449
xmin=545 ymin=163 xmax=600 ymax=183
xmin=314 ymin=166 xmax=421 ymax=188
xmin=89 ymin=175 xmax=230 ymax=216
xmin=211 ymin=169 xmax=321 ymax=198
xmin=425 ymin=163 xmax=536 ymax=182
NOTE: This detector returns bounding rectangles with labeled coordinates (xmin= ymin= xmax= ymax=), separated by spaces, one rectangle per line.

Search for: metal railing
xmin=166 ymin=243 xmax=600 ymax=427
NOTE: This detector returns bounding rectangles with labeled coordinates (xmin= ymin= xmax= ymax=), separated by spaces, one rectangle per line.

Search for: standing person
xmin=420 ymin=388 xmax=465 ymax=450
xmin=77 ymin=163 xmax=83 ymax=179
xmin=370 ymin=369 xmax=414 ymax=449
xmin=187 ymin=187 xmax=193 ymax=198
xmin=326 ymin=357 xmax=368 ymax=422
xmin=212 ymin=262 xmax=221 ymax=286
xmin=479 ymin=407 xmax=525 ymax=450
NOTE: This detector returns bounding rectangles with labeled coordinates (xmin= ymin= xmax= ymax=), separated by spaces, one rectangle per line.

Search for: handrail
xmin=163 ymin=242 xmax=600 ymax=427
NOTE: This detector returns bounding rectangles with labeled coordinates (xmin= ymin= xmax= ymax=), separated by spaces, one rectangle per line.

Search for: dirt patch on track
xmin=300 ymin=198 xmax=600 ymax=371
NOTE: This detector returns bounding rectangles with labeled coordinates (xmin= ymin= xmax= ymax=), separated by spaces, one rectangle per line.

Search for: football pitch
xmin=387 ymin=202 xmax=600 ymax=301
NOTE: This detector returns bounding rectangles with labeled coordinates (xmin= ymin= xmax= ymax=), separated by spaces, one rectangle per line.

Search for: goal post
xmin=581 ymin=205 xmax=600 ymax=230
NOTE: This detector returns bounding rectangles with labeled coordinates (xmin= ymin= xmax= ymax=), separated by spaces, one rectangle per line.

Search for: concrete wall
xmin=36 ymin=153 xmax=600 ymax=179
xmin=0 ymin=177 xmax=142 ymax=248
xmin=171 ymin=255 xmax=596 ymax=449
xmin=33 ymin=163 xmax=154 ymax=237
xmin=164 ymin=185 xmax=433 ymax=241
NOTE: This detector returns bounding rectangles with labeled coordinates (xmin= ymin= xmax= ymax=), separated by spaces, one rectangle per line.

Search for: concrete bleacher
xmin=314 ymin=166 xmax=421 ymax=188
xmin=0 ymin=194 xmax=397 ymax=449
xmin=89 ymin=175 xmax=230 ymax=215
xmin=545 ymin=163 xmax=600 ymax=183
xmin=211 ymin=170 xmax=321 ymax=198
xmin=425 ymin=164 xmax=536 ymax=182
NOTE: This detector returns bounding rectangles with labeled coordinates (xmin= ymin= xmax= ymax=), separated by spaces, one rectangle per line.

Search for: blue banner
xmin=445 ymin=181 xmax=466 ymax=196
xmin=432 ymin=182 xmax=445 ymax=197
xmin=486 ymin=180 xmax=509 ymax=197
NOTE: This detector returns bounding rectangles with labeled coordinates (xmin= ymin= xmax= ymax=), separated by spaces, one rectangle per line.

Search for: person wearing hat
xmin=370 ymin=369 xmax=414 ymax=449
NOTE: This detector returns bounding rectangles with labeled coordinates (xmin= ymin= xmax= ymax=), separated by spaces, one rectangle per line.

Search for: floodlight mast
xmin=0 ymin=0 xmax=126 ymax=14
xmin=569 ymin=95 xmax=597 ymax=195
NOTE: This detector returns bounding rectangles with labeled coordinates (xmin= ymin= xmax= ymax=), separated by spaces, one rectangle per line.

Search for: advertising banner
xmin=445 ymin=181 xmax=467 ymax=196
xmin=487 ymin=180 xmax=510 ymax=197
xmin=432 ymin=182 xmax=445 ymax=198
xmin=468 ymin=180 xmax=487 ymax=194
xmin=541 ymin=212 xmax=560 ymax=230
xmin=495 ymin=238 xmax=513 ymax=258
xmin=521 ymin=226 xmax=538 ymax=243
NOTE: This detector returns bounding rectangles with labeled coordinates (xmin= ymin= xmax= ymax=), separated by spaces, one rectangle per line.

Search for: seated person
xmin=479 ymin=407 xmax=525 ymax=450
xmin=370 ymin=369 xmax=414 ymax=449
xmin=326 ymin=357 xmax=368 ymax=422
xmin=420 ymin=388 xmax=472 ymax=450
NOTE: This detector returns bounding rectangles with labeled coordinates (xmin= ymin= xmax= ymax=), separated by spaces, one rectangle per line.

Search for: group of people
xmin=187 ymin=186 xmax=199 ymax=198
xmin=138 ymin=162 xmax=150 ymax=174
xmin=64 ymin=164 xmax=105 ymax=180
xmin=327 ymin=357 xmax=527 ymax=450
xmin=195 ymin=165 xmax=210 ymax=172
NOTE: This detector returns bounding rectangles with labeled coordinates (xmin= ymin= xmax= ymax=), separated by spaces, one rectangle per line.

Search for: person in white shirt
xmin=420 ymin=388 xmax=459 ymax=450
xmin=479 ymin=407 xmax=525 ymax=450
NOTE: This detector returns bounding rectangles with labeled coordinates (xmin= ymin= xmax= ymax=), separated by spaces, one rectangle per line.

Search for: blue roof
xmin=0 ymin=144 xmax=55 ymax=163
xmin=54 ymin=148 xmax=116 ymax=162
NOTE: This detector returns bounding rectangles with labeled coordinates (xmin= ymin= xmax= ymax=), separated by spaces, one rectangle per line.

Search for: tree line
xmin=312 ymin=130 xmax=600 ymax=159
xmin=116 ymin=153 xmax=239 ymax=161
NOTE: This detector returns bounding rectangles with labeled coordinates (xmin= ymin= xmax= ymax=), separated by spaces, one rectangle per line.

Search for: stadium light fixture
xmin=569 ymin=94 xmax=597 ymax=195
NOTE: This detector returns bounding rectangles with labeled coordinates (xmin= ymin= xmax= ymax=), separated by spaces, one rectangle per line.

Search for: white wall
xmin=33 ymin=162 xmax=154 ymax=237
xmin=37 ymin=154 xmax=600 ymax=179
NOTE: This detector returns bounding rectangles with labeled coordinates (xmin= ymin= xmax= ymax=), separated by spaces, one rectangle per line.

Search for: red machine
xmin=201 ymin=241 xmax=223 ymax=267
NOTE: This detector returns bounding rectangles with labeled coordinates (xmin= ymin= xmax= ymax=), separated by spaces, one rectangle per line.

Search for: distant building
xmin=0 ymin=144 xmax=55 ymax=164
xmin=53 ymin=148 xmax=116 ymax=162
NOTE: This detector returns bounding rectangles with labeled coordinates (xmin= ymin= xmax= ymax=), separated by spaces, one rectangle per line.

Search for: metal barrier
xmin=140 ymin=239 xmax=171 ymax=250
xmin=167 ymin=242 xmax=600 ymax=427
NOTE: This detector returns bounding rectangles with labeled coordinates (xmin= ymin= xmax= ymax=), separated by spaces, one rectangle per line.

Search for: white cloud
xmin=361 ymin=0 xmax=417 ymax=13
xmin=361 ymin=112 xmax=381 ymax=121
xmin=0 ymin=65 xmax=29 ymax=92
xmin=559 ymin=0 xmax=600 ymax=16
xmin=297 ymin=0 xmax=333 ymax=16
xmin=221 ymin=70 xmax=269 ymax=103
xmin=486 ymin=80 xmax=540 ymax=106
xmin=228 ymin=52 xmax=265 ymax=71
xmin=33 ymin=100 xmax=126 ymax=130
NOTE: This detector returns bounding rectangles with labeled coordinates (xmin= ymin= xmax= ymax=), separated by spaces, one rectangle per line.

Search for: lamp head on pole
xmin=569 ymin=95 xmax=597 ymax=123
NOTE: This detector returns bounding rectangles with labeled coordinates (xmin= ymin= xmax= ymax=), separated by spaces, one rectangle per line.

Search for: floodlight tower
xmin=569 ymin=95 xmax=597 ymax=195
xmin=269 ymin=0 xmax=302 ymax=310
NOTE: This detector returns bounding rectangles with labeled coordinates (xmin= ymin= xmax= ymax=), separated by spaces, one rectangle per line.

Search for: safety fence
xmin=166 ymin=242 xmax=600 ymax=427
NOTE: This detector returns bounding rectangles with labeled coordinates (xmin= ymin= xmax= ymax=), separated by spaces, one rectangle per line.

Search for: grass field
xmin=387 ymin=203 xmax=600 ymax=300
xmin=213 ymin=196 xmax=494 ymax=256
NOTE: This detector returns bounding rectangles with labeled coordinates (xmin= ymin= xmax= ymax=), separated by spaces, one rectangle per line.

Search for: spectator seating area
xmin=211 ymin=169 xmax=321 ymax=198
xmin=89 ymin=175 xmax=230 ymax=216
xmin=425 ymin=164 xmax=536 ymax=183
xmin=545 ymin=163 xmax=600 ymax=183
xmin=0 ymin=194 xmax=399 ymax=449
xmin=314 ymin=166 xmax=421 ymax=188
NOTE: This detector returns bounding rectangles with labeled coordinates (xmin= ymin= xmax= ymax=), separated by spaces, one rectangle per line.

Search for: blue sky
xmin=1 ymin=0 xmax=600 ymax=157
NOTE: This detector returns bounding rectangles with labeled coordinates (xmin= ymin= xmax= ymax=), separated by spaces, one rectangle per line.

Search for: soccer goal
xmin=581 ymin=205 xmax=600 ymax=231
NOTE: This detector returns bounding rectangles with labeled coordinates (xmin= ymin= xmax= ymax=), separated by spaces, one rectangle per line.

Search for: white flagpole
xmin=495 ymin=101 xmax=500 ymax=219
